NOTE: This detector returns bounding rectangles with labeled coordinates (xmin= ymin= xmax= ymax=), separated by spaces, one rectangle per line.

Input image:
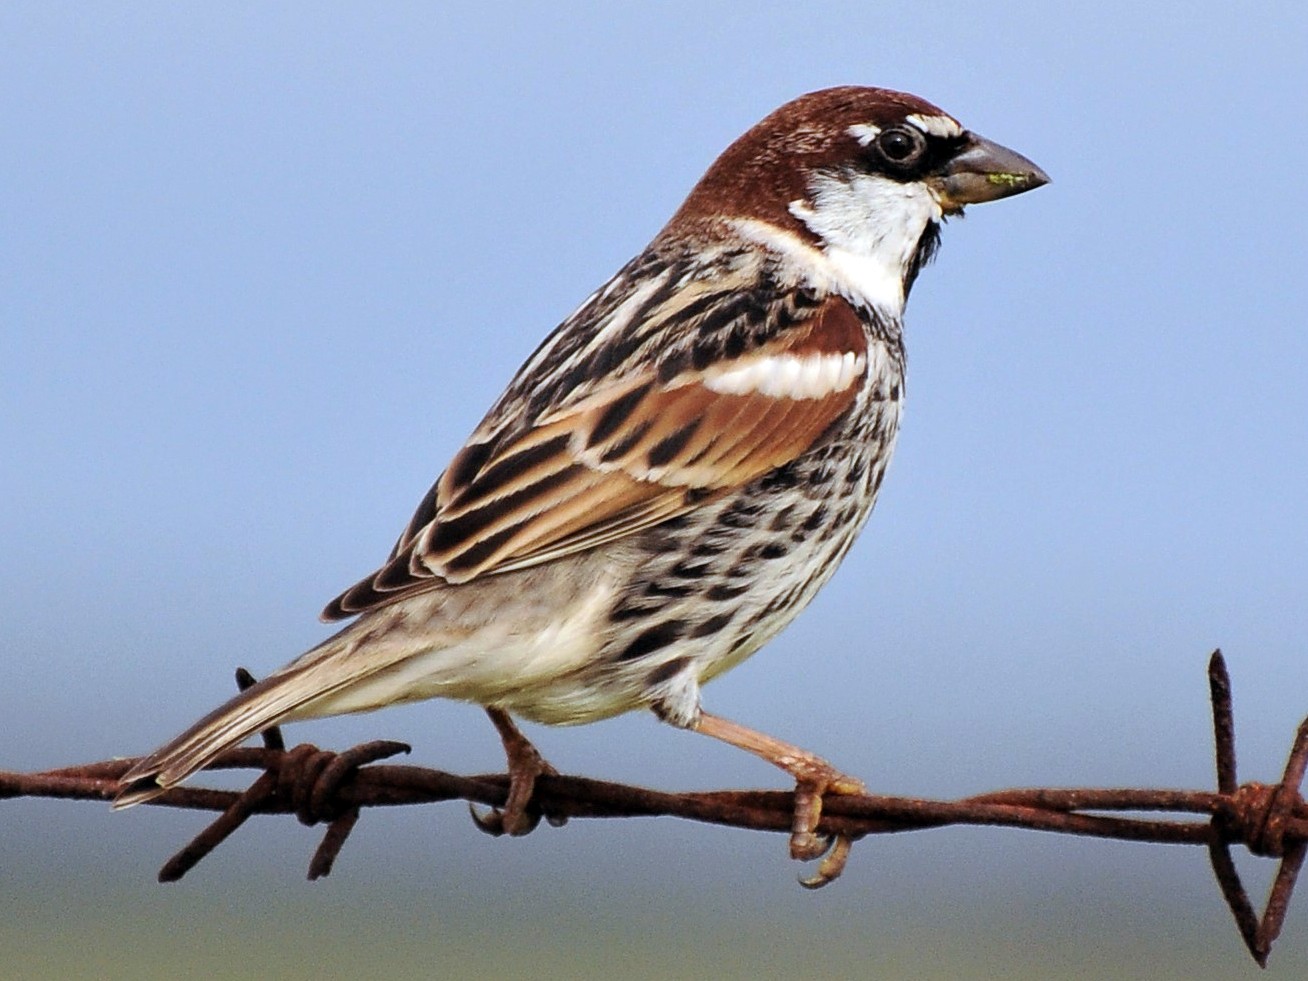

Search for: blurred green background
xmin=4 ymin=2 xmax=1307 ymax=977
xmin=8 ymin=791 xmax=1304 ymax=978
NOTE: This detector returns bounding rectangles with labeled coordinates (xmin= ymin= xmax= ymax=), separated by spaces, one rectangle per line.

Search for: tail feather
xmin=113 ymin=623 xmax=402 ymax=808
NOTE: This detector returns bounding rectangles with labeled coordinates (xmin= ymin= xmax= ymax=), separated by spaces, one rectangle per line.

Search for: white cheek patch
xmin=788 ymin=171 xmax=943 ymax=315
xmin=704 ymin=351 xmax=866 ymax=399
xmin=905 ymin=112 xmax=962 ymax=138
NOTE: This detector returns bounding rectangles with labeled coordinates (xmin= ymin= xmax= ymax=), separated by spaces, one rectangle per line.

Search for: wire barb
xmin=2 ymin=651 xmax=1306 ymax=965
xmin=1203 ymin=650 xmax=1308 ymax=966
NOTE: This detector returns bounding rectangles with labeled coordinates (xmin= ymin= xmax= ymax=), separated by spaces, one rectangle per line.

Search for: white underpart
xmin=297 ymin=565 xmax=624 ymax=721
xmin=704 ymin=350 xmax=866 ymax=398
xmin=905 ymin=112 xmax=962 ymax=138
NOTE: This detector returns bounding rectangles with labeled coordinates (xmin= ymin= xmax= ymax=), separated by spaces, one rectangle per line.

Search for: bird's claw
xmin=798 ymin=834 xmax=854 ymax=890
xmin=467 ymin=760 xmax=557 ymax=837
xmin=469 ymin=707 xmax=565 ymax=837
xmin=469 ymin=800 xmax=542 ymax=837
xmin=789 ymin=829 xmax=834 ymax=862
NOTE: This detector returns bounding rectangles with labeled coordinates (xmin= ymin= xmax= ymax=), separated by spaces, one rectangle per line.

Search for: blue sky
xmin=3 ymin=4 xmax=1307 ymax=977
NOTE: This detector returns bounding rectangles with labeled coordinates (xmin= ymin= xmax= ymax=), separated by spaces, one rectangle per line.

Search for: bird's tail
xmin=113 ymin=620 xmax=403 ymax=809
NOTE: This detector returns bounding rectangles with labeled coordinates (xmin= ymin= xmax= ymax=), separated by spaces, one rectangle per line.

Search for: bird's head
xmin=668 ymin=86 xmax=1049 ymax=313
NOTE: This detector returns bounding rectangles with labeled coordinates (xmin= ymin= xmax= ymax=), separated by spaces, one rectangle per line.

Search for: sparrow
xmin=116 ymin=86 xmax=1047 ymax=886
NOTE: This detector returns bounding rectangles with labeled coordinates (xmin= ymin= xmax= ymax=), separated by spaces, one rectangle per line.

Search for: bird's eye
xmin=875 ymin=127 xmax=926 ymax=165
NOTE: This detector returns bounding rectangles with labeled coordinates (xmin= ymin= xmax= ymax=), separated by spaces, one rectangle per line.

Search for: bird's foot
xmin=785 ymin=760 xmax=866 ymax=889
xmin=691 ymin=710 xmax=864 ymax=888
xmin=470 ymin=707 xmax=564 ymax=837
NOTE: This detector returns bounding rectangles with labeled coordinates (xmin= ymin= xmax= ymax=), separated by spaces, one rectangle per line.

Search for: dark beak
xmin=931 ymin=133 xmax=1049 ymax=213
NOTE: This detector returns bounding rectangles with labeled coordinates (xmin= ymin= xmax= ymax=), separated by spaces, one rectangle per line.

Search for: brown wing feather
xmin=322 ymin=295 xmax=869 ymax=620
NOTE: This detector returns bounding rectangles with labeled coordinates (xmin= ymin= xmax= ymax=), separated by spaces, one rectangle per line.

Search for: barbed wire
xmin=2 ymin=651 xmax=1304 ymax=967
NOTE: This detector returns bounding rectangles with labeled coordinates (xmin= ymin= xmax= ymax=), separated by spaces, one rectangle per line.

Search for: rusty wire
xmin=2 ymin=650 xmax=1305 ymax=967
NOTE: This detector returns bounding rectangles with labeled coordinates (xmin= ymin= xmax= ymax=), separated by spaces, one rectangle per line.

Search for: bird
xmin=115 ymin=85 xmax=1047 ymax=886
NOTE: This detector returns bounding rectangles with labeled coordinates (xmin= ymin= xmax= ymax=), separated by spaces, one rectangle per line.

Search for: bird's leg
xmin=469 ymin=707 xmax=559 ymax=837
xmin=693 ymin=710 xmax=865 ymax=887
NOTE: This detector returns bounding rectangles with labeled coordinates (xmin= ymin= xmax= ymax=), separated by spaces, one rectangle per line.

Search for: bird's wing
xmin=322 ymin=293 xmax=869 ymax=620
